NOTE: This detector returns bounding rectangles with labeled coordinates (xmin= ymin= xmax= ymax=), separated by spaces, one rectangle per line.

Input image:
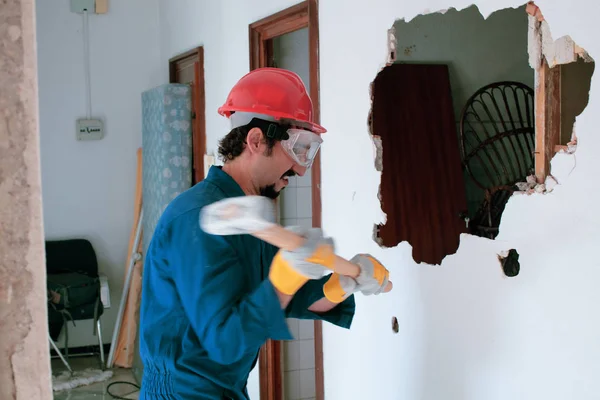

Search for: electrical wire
xmin=106 ymin=381 xmax=140 ymax=399
xmin=82 ymin=9 xmax=92 ymax=119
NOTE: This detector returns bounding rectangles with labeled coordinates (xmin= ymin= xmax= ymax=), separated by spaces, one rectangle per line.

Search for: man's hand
xmin=269 ymin=226 xmax=335 ymax=298
xmin=351 ymin=253 xmax=390 ymax=295
xmin=322 ymin=253 xmax=390 ymax=303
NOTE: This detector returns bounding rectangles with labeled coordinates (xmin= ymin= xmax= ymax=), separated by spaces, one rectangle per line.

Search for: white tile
xmin=284 ymin=340 xmax=301 ymax=371
xmin=299 ymin=339 xmax=315 ymax=370
xmin=287 ymin=175 xmax=298 ymax=188
xmin=298 ymin=319 xmax=314 ymax=340
xmin=296 ymin=187 xmax=312 ymax=218
xmin=284 ymin=370 xmax=301 ymax=400
xmin=299 ymin=369 xmax=316 ymax=399
xmin=281 ymin=218 xmax=298 ymax=227
xmin=296 ymin=218 xmax=312 ymax=230
xmin=296 ymin=171 xmax=312 ymax=187
xmin=286 ymin=318 xmax=300 ymax=338
xmin=281 ymin=187 xmax=298 ymax=219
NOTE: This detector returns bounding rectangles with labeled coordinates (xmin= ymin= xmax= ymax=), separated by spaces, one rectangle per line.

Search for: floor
xmin=51 ymin=356 xmax=139 ymax=399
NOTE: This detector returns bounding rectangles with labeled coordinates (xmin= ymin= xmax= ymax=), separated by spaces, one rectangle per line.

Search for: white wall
xmin=37 ymin=0 xmax=162 ymax=347
xmin=158 ymin=0 xmax=600 ymax=399
xmin=319 ymin=1 xmax=600 ymax=399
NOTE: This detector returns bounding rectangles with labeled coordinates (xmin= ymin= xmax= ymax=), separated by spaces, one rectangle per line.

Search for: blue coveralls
xmin=138 ymin=166 xmax=355 ymax=399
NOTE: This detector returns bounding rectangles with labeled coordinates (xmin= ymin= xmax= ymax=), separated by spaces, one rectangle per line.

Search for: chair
xmin=46 ymin=238 xmax=105 ymax=370
xmin=459 ymin=81 xmax=535 ymax=238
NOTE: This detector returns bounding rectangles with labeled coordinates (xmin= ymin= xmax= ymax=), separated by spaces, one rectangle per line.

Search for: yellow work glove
xmin=322 ymin=253 xmax=390 ymax=303
xmin=323 ymin=273 xmax=357 ymax=303
xmin=269 ymin=226 xmax=336 ymax=296
xmin=351 ymin=253 xmax=390 ymax=295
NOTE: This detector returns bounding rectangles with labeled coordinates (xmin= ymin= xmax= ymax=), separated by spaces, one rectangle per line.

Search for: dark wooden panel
xmin=373 ymin=63 xmax=468 ymax=265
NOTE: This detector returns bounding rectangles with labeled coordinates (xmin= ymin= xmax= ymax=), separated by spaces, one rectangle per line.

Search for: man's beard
xmin=259 ymin=184 xmax=280 ymax=199
xmin=259 ymin=170 xmax=296 ymax=199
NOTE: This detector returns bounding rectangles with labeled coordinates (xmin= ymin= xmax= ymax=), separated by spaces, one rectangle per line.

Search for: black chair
xmin=46 ymin=238 xmax=105 ymax=370
xmin=459 ymin=81 xmax=535 ymax=238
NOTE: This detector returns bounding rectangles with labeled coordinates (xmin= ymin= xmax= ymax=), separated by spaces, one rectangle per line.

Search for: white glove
xmin=351 ymin=253 xmax=390 ymax=295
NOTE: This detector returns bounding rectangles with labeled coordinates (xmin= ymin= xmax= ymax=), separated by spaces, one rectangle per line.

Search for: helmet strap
xmin=244 ymin=117 xmax=290 ymax=141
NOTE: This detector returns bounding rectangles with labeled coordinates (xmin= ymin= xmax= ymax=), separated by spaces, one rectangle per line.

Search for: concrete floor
xmin=51 ymin=356 xmax=139 ymax=399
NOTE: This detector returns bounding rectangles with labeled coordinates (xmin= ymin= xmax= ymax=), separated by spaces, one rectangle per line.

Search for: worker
xmin=138 ymin=68 xmax=390 ymax=400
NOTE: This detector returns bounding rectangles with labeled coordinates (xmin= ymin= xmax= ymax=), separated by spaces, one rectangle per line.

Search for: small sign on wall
xmin=76 ymin=118 xmax=104 ymax=141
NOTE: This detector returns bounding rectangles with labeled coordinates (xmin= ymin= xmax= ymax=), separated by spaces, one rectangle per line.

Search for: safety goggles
xmin=280 ymin=128 xmax=323 ymax=168
xmin=243 ymin=117 xmax=323 ymax=168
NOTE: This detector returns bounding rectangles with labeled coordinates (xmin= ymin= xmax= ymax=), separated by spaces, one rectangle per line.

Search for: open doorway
xmin=371 ymin=4 xmax=594 ymax=265
xmin=169 ymin=47 xmax=207 ymax=184
xmin=249 ymin=1 xmax=323 ymax=399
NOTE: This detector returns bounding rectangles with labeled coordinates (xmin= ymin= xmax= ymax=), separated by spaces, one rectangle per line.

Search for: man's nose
xmin=292 ymin=164 xmax=307 ymax=176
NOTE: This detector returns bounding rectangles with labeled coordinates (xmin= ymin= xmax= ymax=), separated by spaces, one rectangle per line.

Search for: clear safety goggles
xmin=280 ymin=128 xmax=323 ymax=168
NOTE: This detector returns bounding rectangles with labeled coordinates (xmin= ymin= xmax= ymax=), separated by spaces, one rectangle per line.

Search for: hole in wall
xmin=498 ymin=249 xmax=520 ymax=277
xmin=391 ymin=316 xmax=399 ymax=333
xmin=370 ymin=4 xmax=594 ymax=264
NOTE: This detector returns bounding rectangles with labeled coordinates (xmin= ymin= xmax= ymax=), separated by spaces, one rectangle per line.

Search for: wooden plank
xmin=547 ymin=64 xmax=562 ymax=158
xmin=534 ymin=59 xmax=548 ymax=183
xmin=113 ymin=147 xmax=144 ymax=367
xmin=535 ymin=58 xmax=561 ymax=183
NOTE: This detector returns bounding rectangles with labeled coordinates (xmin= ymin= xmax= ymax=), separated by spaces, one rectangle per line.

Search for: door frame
xmin=169 ymin=46 xmax=207 ymax=184
xmin=249 ymin=1 xmax=324 ymax=399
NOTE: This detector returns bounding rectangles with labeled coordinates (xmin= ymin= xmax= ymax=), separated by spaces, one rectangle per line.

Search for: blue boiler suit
xmin=138 ymin=166 xmax=355 ymax=399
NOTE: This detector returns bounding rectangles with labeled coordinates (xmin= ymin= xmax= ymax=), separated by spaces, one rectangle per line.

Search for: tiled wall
xmin=279 ymin=173 xmax=316 ymax=400
xmin=273 ymin=26 xmax=316 ymax=400
xmin=279 ymin=172 xmax=313 ymax=229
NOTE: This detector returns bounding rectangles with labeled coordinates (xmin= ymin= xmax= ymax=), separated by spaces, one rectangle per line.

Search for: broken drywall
xmin=0 ymin=0 xmax=52 ymax=399
xmin=527 ymin=2 xmax=594 ymax=68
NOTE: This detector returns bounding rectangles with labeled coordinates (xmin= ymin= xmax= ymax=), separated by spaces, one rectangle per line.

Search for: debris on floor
xmin=52 ymin=368 xmax=113 ymax=392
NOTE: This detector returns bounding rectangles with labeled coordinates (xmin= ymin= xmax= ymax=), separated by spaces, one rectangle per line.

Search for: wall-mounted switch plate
xmin=76 ymin=118 xmax=104 ymax=141
xmin=70 ymin=0 xmax=95 ymax=13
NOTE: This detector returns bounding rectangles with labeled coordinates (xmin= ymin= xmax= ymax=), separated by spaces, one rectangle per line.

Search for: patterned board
xmin=141 ymin=83 xmax=193 ymax=253
xmin=133 ymin=84 xmax=192 ymax=383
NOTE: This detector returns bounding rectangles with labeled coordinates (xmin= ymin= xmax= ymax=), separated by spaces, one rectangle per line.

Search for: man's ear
xmin=246 ymin=127 xmax=264 ymax=155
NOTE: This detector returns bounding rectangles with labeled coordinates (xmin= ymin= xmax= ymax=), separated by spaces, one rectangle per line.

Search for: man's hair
xmin=217 ymin=124 xmax=278 ymax=162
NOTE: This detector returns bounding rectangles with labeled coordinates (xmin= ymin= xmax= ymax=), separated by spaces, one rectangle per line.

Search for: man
xmin=138 ymin=68 xmax=389 ymax=399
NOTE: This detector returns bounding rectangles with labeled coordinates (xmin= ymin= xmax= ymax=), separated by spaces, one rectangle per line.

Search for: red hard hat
xmin=218 ymin=67 xmax=326 ymax=134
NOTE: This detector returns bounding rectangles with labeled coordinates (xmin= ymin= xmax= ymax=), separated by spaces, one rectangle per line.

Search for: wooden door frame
xmin=249 ymin=1 xmax=324 ymax=399
xmin=168 ymin=46 xmax=207 ymax=184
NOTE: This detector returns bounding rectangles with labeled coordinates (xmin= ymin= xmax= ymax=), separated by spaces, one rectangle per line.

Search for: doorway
xmin=169 ymin=47 xmax=207 ymax=184
xmin=249 ymin=2 xmax=323 ymax=399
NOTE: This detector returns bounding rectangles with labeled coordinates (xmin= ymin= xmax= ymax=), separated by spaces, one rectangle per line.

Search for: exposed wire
xmin=106 ymin=381 xmax=140 ymax=399
xmin=82 ymin=9 xmax=92 ymax=119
